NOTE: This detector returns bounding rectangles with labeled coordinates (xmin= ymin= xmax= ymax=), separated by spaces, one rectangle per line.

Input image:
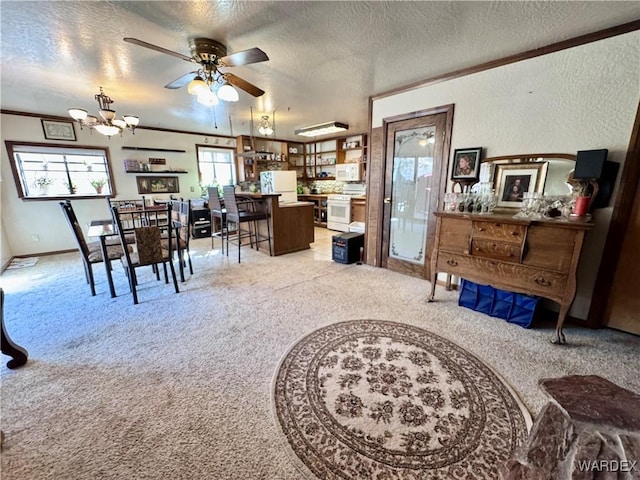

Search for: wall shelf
xmin=125 ymin=170 xmax=188 ymax=174
xmin=122 ymin=146 xmax=186 ymax=153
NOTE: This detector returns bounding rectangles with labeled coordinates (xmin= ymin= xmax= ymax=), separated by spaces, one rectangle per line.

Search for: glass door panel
xmin=389 ymin=127 xmax=435 ymax=264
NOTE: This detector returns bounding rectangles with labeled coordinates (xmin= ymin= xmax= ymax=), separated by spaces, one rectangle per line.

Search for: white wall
xmin=371 ymin=31 xmax=640 ymax=319
xmin=1 ymin=113 xmax=234 ymax=263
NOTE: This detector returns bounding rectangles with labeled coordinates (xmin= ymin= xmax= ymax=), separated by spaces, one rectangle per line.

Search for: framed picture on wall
xmin=136 ymin=176 xmax=179 ymax=194
xmin=451 ymin=147 xmax=482 ymax=180
xmin=41 ymin=119 xmax=76 ymax=141
xmin=494 ymin=163 xmax=548 ymax=208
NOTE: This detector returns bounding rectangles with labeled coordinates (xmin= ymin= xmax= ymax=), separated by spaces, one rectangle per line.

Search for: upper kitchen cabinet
xmin=235 ymin=135 xmax=288 ymax=182
xmin=306 ymin=139 xmax=338 ymax=180
xmin=338 ymin=134 xmax=367 ymax=180
xmin=287 ymin=142 xmax=306 ymax=180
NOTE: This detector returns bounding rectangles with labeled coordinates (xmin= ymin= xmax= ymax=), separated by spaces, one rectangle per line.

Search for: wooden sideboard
xmin=429 ymin=212 xmax=592 ymax=344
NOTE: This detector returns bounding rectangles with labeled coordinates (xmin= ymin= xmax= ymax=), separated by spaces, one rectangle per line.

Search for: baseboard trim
xmin=1 ymin=250 xmax=77 ymax=273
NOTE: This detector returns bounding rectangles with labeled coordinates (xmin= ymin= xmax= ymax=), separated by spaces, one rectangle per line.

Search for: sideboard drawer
xmin=436 ymin=252 xmax=567 ymax=302
xmin=439 ymin=217 xmax=471 ymax=254
xmin=471 ymin=239 xmax=521 ymax=262
xmin=472 ymin=221 xmax=526 ymax=242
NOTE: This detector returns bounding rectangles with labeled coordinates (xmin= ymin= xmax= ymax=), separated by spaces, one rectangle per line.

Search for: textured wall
xmin=0 ymin=114 xmax=233 ymax=257
xmin=369 ymin=31 xmax=640 ymax=319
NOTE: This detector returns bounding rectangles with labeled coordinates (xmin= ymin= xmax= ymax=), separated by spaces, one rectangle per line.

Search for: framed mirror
xmin=480 ymin=153 xmax=576 ymax=211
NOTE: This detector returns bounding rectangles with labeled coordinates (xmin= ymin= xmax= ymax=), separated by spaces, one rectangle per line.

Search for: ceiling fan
xmin=123 ymin=37 xmax=269 ymax=99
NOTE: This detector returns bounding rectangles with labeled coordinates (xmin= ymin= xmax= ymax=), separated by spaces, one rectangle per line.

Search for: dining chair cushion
xmin=134 ymin=227 xmax=166 ymax=265
xmin=87 ymin=245 xmax=128 ymax=263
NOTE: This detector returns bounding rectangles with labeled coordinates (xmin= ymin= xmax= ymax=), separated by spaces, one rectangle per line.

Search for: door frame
xmin=375 ymin=104 xmax=454 ymax=272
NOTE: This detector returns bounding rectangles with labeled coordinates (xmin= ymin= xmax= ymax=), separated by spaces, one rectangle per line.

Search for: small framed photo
xmin=136 ymin=176 xmax=179 ymax=194
xmin=41 ymin=119 xmax=76 ymax=141
xmin=451 ymin=148 xmax=482 ymax=180
xmin=495 ymin=163 xmax=548 ymax=208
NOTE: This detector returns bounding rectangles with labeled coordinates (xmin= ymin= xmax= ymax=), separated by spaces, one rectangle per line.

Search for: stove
xmin=327 ymin=184 xmax=366 ymax=231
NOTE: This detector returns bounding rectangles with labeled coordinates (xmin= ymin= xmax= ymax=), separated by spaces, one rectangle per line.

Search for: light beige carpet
xmin=1 ymin=229 xmax=639 ymax=479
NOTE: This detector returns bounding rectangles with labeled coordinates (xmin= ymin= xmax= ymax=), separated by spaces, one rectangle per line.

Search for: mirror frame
xmin=481 ymin=153 xmax=576 ymax=212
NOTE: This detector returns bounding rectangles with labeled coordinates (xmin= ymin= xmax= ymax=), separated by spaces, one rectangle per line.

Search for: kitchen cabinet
xmin=429 ymin=212 xmax=592 ymax=344
xmin=299 ymin=133 xmax=367 ymax=181
xmin=235 ymin=135 xmax=289 ymax=182
xmin=338 ymin=134 xmax=367 ymax=181
xmin=351 ymin=197 xmax=366 ymax=223
xmin=305 ymin=139 xmax=337 ymax=180
xmin=287 ymin=142 xmax=306 ymax=180
xmin=298 ymin=194 xmax=328 ymax=227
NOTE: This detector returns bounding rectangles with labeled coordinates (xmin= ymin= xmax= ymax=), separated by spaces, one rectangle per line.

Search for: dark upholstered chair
xmin=168 ymin=198 xmax=193 ymax=282
xmin=111 ymin=205 xmax=179 ymax=305
xmin=60 ymin=201 xmax=126 ymax=296
xmin=222 ymin=185 xmax=272 ymax=263
xmin=208 ymin=187 xmax=227 ymax=252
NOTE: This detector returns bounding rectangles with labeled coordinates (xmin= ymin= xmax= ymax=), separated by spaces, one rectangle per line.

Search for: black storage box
xmin=332 ymin=232 xmax=364 ymax=264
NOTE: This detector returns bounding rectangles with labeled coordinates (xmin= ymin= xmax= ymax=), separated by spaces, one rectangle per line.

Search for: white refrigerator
xmin=260 ymin=170 xmax=298 ymax=203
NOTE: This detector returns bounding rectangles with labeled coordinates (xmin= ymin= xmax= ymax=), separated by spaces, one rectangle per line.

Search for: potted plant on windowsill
xmin=64 ymin=181 xmax=77 ymax=195
xmin=34 ymin=176 xmax=53 ymax=195
xmin=90 ymin=178 xmax=107 ymax=194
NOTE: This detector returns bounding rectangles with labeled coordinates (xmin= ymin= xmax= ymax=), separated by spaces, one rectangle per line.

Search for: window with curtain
xmin=6 ymin=141 xmax=115 ymax=200
xmin=196 ymin=146 xmax=236 ymax=194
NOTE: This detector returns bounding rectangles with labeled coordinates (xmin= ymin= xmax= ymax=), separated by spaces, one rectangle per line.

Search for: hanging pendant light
xmin=68 ymin=87 xmax=139 ymax=137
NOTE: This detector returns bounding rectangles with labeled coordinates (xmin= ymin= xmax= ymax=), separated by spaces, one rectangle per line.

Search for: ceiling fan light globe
xmin=218 ymin=83 xmax=239 ymax=102
xmin=85 ymin=115 xmax=99 ymax=126
xmin=99 ymin=109 xmax=117 ymax=122
xmin=95 ymin=124 xmax=121 ymax=137
xmin=112 ymin=119 xmax=127 ymax=129
xmin=197 ymin=90 xmax=219 ymax=106
xmin=68 ymin=108 xmax=88 ymax=121
xmin=187 ymin=77 xmax=208 ymax=95
xmin=258 ymin=126 xmax=273 ymax=136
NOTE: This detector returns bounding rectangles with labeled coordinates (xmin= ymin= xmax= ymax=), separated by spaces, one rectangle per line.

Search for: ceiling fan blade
xmin=164 ymin=71 xmax=199 ymax=89
xmin=224 ymin=72 xmax=265 ymax=97
xmin=124 ymin=37 xmax=193 ymax=63
xmin=218 ymin=47 xmax=269 ymax=67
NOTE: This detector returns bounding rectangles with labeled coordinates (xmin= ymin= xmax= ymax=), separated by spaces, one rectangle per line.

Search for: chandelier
xmin=68 ymin=87 xmax=139 ymax=137
xmin=258 ymin=115 xmax=273 ymax=136
xmin=187 ymin=66 xmax=239 ymax=106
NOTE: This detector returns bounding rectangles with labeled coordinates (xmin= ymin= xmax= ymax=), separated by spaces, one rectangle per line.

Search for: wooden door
xmin=381 ymin=111 xmax=449 ymax=279
xmin=603 ymin=176 xmax=640 ymax=334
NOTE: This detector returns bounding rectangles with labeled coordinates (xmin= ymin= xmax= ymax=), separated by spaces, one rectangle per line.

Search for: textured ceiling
xmin=1 ymin=1 xmax=638 ymax=140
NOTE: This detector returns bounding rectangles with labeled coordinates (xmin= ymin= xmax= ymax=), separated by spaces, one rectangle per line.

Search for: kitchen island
xmin=235 ymin=192 xmax=315 ymax=255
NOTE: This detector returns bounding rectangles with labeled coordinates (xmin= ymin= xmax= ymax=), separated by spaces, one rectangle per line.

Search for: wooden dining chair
xmin=111 ymin=205 xmax=179 ymax=305
xmin=168 ymin=198 xmax=193 ymax=282
xmin=222 ymin=185 xmax=272 ymax=263
xmin=208 ymin=187 xmax=227 ymax=252
xmin=59 ymin=201 xmax=127 ymax=296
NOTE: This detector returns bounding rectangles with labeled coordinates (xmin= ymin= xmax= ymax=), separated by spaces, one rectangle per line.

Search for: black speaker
xmin=574 ymin=149 xmax=619 ymax=209
xmin=591 ymin=160 xmax=620 ymax=209
xmin=574 ymin=149 xmax=609 ymax=179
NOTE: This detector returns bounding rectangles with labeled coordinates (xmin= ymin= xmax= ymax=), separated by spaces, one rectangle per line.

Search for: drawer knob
xmin=447 ymin=259 xmax=458 ymax=266
xmin=478 ymin=227 xmax=485 ymax=232
xmin=511 ymin=231 xmax=519 ymax=236
xmin=535 ymin=277 xmax=552 ymax=287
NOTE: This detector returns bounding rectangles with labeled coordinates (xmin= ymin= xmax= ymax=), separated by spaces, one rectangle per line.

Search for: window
xmin=6 ymin=141 xmax=115 ymax=199
xmin=196 ymin=146 xmax=236 ymax=193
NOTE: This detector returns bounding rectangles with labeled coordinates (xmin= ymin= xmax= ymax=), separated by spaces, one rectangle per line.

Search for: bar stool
xmin=208 ymin=187 xmax=227 ymax=253
xmin=222 ymin=185 xmax=272 ymax=263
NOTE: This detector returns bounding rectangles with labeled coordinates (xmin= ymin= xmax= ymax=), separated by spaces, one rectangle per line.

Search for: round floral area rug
xmin=272 ymin=320 xmax=532 ymax=479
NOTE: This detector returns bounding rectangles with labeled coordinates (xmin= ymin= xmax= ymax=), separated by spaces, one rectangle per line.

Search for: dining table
xmin=86 ymin=219 xmax=118 ymax=298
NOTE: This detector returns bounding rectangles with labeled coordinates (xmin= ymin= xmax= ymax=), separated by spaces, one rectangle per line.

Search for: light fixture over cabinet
xmin=258 ymin=115 xmax=273 ymax=136
xmin=68 ymin=87 xmax=139 ymax=137
xmin=295 ymin=121 xmax=348 ymax=138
